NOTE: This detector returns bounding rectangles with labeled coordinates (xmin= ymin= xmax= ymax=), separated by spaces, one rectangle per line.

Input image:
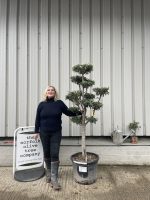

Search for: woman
xmin=34 ymin=86 xmax=81 ymax=190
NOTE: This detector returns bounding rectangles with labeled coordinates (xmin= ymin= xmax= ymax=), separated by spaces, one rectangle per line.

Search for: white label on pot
xmin=79 ymin=166 xmax=87 ymax=173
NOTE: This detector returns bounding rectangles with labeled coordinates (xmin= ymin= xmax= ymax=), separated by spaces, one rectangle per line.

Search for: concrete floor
xmin=0 ymin=165 xmax=150 ymax=200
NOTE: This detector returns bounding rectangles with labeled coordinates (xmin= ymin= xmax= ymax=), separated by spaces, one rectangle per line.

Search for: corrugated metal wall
xmin=0 ymin=0 xmax=150 ymax=137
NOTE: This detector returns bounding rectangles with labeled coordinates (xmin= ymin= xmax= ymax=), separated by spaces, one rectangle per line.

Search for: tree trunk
xmin=80 ymin=124 xmax=86 ymax=159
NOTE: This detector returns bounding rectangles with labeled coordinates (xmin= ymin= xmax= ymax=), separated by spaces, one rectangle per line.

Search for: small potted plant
xmin=66 ymin=64 xmax=109 ymax=184
xmin=128 ymin=121 xmax=141 ymax=144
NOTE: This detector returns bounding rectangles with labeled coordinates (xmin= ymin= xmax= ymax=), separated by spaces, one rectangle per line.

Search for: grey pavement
xmin=0 ymin=165 xmax=150 ymax=200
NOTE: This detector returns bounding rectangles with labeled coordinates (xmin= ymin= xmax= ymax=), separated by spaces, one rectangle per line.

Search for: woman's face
xmin=46 ymin=86 xmax=56 ymax=98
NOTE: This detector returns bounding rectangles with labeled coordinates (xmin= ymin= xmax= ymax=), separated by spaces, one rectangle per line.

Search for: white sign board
xmin=16 ymin=133 xmax=43 ymax=170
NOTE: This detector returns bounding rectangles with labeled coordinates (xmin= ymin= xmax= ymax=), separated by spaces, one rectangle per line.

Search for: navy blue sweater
xmin=35 ymin=98 xmax=81 ymax=133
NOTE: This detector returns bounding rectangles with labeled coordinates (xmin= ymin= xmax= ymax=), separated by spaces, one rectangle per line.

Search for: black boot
xmin=45 ymin=158 xmax=51 ymax=183
xmin=51 ymin=161 xmax=61 ymax=190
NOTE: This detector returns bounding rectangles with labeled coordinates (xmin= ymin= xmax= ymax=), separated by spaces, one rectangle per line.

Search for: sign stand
xmin=13 ymin=126 xmax=45 ymax=182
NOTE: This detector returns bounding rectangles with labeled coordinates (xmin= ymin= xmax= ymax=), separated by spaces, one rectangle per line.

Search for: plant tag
xmin=79 ymin=166 xmax=87 ymax=173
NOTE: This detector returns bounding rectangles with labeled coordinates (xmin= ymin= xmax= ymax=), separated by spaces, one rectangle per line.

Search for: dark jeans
xmin=40 ymin=130 xmax=62 ymax=162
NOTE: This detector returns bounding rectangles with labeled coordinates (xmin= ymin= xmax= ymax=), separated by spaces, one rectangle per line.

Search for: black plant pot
xmin=70 ymin=152 xmax=99 ymax=185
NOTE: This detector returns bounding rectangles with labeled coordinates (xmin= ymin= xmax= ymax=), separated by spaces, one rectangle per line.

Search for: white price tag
xmin=79 ymin=166 xmax=87 ymax=173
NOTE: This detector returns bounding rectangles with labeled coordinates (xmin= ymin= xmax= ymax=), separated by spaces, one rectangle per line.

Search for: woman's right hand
xmin=34 ymin=133 xmax=39 ymax=141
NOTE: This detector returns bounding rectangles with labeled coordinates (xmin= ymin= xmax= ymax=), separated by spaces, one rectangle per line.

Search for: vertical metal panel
xmin=50 ymin=0 xmax=59 ymax=90
xmin=144 ymin=0 xmax=150 ymax=135
xmin=60 ymin=0 xmax=70 ymax=136
xmin=91 ymin=0 xmax=101 ymax=136
xmin=112 ymin=0 xmax=122 ymax=131
xmin=7 ymin=0 xmax=17 ymax=136
xmin=102 ymin=0 xmax=112 ymax=136
xmin=1 ymin=0 xmax=150 ymax=137
xmin=0 ymin=0 xmax=7 ymax=136
xmin=133 ymin=0 xmax=143 ymax=136
xmin=122 ymin=0 xmax=133 ymax=134
xmin=81 ymin=0 xmax=91 ymax=136
xmin=18 ymin=0 xmax=28 ymax=127
xmin=70 ymin=0 xmax=80 ymax=136
xmin=81 ymin=0 xmax=90 ymax=63
xmin=28 ymin=0 xmax=39 ymax=125
xmin=39 ymin=0 xmax=48 ymax=97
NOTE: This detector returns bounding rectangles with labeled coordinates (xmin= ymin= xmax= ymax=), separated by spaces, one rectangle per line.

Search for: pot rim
xmin=70 ymin=152 xmax=99 ymax=165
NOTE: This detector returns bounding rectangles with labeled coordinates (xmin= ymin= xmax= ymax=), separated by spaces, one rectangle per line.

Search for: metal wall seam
xmin=144 ymin=0 xmax=150 ymax=135
xmin=100 ymin=0 xmax=104 ymax=136
xmin=5 ymin=0 xmax=10 ymax=136
xmin=68 ymin=0 xmax=72 ymax=136
xmin=141 ymin=0 xmax=146 ymax=136
xmin=27 ymin=0 xmax=30 ymax=126
xmin=110 ymin=0 xmax=114 ymax=131
xmin=16 ymin=0 xmax=19 ymax=128
xmin=38 ymin=0 xmax=41 ymax=100
xmin=131 ymin=0 xmax=135 ymax=122
xmin=121 ymin=0 xmax=125 ymax=134
xmin=7 ymin=0 xmax=17 ymax=136
xmin=0 ymin=0 xmax=7 ymax=136
xmin=89 ymin=0 xmax=93 ymax=136
xmin=48 ymin=0 xmax=51 ymax=88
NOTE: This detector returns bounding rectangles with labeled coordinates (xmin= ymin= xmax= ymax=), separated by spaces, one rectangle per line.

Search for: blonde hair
xmin=43 ymin=85 xmax=59 ymax=101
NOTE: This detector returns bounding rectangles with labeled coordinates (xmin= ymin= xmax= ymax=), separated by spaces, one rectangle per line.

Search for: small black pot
xmin=70 ymin=152 xmax=99 ymax=185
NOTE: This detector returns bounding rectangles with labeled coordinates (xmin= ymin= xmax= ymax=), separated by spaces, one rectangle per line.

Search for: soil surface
xmin=0 ymin=165 xmax=150 ymax=200
xmin=72 ymin=152 xmax=98 ymax=163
